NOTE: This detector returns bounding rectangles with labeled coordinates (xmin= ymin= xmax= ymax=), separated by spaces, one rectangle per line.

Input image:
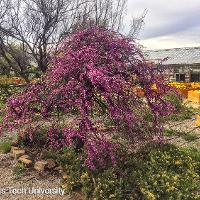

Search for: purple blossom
xmin=1 ymin=27 xmax=176 ymax=170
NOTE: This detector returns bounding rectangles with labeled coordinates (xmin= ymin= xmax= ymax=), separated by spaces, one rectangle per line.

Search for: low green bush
xmin=164 ymin=129 xmax=175 ymax=137
xmin=18 ymin=126 xmax=48 ymax=148
xmin=165 ymin=109 xmax=193 ymax=122
xmin=13 ymin=162 xmax=26 ymax=179
xmin=41 ymin=149 xmax=61 ymax=160
xmin=59 ymin=147 xmax=87 ymax=192
xmin=182 ymin=133 xmax=198 ymax=142
xmin=181 ymin=147 xmax=200 ymax=176
xmin=136 ymin=144 xmax=199 ymax=200
xmin=60 ymin=144 xmax=200 ymax=200
xmin=0 ymin=141 xmax=12 ymax=153
xmin=144 ymin=94 xmax=193 ymax=123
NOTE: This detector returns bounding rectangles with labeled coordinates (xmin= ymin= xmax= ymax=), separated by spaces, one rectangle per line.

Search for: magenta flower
xmin=1 ymin=27 xmax=176 ymax=169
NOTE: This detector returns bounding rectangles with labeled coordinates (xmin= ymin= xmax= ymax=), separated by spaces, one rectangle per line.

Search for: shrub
xmin=182 ymin=133 xmax=198 ymax=142
xmin=59 ymin=147 xmax=86 ymax=192
xmin=136 ymin=144 xmax=199 ymax=200
xmin=164 ymin=129 xmax=175 ymax=137
xmin=41 ymin=149 xmax=61 ymax=160
xmin=13 ymin=162 xmax=25 ymax=179
xmin=61 ymin=144 xmax=200 ymax=199
xmin=181 ymin=147 xmax=200 ymax=175
xmin=0 ymin=141 xmax=12 ymax=153
xmin=163 ymin=93 xmax=193 ymax=122
xmin=60 ymin=146 xmax=140 ymax=199
xmin=18 ymin=126 xmax=48 ymax=148
xmin=165 ymin=109 xmax=193 ymax=122
xmin=2 ymin=27 xmax=176 ymax=170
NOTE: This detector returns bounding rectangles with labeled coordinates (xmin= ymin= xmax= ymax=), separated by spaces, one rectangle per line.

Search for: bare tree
xmin=0 ymin=0 xmax=145 ymax=78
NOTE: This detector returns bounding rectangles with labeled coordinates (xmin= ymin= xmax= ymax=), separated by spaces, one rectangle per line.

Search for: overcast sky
xmin=126 ymin=0 xmax=200 ymax=49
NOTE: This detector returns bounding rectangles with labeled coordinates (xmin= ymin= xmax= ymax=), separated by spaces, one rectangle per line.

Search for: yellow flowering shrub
xmin=135 ymin=144 xmax=200 ymax=200
xmin=59 ymin=144 xmax=200 ymax=200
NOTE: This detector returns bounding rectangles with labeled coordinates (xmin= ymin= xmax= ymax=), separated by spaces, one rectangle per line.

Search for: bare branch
xmin=0 ymin=0 xmax=145 ymax=76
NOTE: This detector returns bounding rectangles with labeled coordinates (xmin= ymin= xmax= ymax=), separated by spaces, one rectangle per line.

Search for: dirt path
xmin=0 ymin=153 xmax=73 ymax=200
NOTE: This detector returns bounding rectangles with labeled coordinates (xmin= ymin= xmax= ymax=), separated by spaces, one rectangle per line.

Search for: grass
xmin=41 ymin=149 xmax=60 ymax=160
xmin=164 ymin=129 xmax=199 ymax=142
xmin=13 ymin=162 xmax=26 ymax=180
xmin=0 ymin=141 xmax=12 ymax=153
xmin=164 ymin=129 xmax=175 ymax=137
xmin=164 ymin=109 xmax=193 ymax=122
xmin=182 ymin=147 xmax=200 ymax=163
xmin=182 ymin=133 xmax=199 ymax=142
xmin=187 ymin=106 xmax=200 ymax=115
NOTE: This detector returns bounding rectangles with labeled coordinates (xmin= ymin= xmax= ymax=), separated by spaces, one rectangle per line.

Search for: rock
xmin=10 ymin=146 xmax=20 ymax=154
xmin=18 ymin=155 xmax=32 ymax=167
xmin=34 ymin=160 xmax=48 ymax=172
xmin=19 ymin=154 xmax=30 ymax=159
xmin=12 ymin=148 xmax=25 ymax=159
xmin=46 ymin=159 xmax=56 ymax=169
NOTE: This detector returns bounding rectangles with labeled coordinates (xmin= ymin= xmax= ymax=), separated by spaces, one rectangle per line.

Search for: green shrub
xmin=164 ymin=129 xmax=175 ymax=137
xmin=0 ymin=141 xmax=12 ymax=153
xmin=13 ymin=162 xmax=25 ymax=179
xmin=41 ymin=149 xmax=61 ymax=160
xmin=163 ymin=94 xmax=193 ymax=122
xmin=145 ymin=94 xmax=193 ymax=123
xmin=18 ymin=126 xmax=48 ymax=148
xmin=60 ymin=144 xmax=200 ymax=200
xmin=136 ymin=144 xmax=199 ymax=200
xmin=91 ymin=168 xmax=137 ymax=200
xmin=144 ymin=109 xmax=154 ymax=122
xmin=59 ymin=147 xmax=86 ymax=192
xmin=165 ymin=109 xmax=193 ymax=121
xmin=181 ymin=147 xmax=200 ymax=176
xmin=182 ymin=133 xmax=198 ymax=142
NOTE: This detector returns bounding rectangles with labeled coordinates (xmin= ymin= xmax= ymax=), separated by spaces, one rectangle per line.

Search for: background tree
xmin=0 ymin=42 xmax=32 ymax=81
xmin=0 ymin=0 xmax=145 ymax=79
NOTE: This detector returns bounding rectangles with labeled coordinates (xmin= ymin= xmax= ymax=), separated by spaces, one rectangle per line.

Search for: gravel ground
xmin=0 ymin=153 xmax=75 ymax=200
xmin=164 ymin=118 xmax=200 ymax=150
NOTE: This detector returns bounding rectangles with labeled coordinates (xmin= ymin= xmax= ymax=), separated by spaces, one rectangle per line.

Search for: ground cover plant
xmin=13 ymin=162 xmax=26 ymax=180
xmin=0 ymin=141 xmax=12 ymax=153
xmin=58 ymin=143 xmax=200 ymax=199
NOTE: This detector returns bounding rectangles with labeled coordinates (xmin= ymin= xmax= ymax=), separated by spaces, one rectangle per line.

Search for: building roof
xmin=144 ymin=47 xmax=200 ymax=65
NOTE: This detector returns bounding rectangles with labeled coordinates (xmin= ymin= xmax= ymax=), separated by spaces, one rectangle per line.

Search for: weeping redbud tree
xmin=2 ymin=27 xmax=175 ymax=169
